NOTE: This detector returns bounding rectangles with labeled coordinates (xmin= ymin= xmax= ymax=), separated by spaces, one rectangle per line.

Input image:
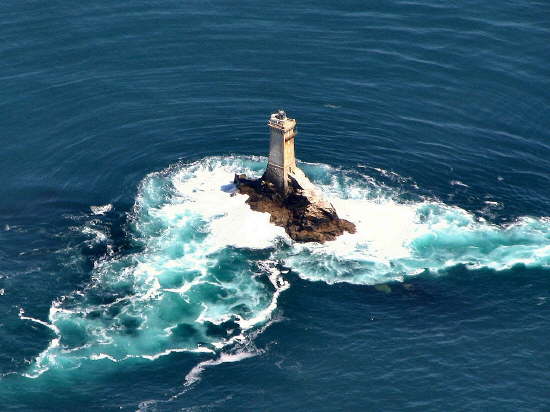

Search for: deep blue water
xmin=1 ymin=1 xmax=550 ymax=410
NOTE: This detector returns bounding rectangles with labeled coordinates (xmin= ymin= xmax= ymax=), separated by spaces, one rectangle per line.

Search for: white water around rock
xmin=22 ymin=156 xmax=550 ymax=378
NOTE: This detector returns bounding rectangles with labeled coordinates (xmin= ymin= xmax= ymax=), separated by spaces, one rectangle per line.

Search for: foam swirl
xmin=21 ymin=156 xmax=550 ymax=377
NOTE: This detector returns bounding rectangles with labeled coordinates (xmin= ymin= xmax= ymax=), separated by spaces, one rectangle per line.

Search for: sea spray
xmin=19 ymin=156 xmax=550 ymax=378
xmin=285 ymin=195 xmax=550 ymax=285
xmin=22 ymin=157 xmax=288 ymax=377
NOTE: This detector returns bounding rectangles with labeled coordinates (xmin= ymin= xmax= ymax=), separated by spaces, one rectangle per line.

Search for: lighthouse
xmin=262 ymin=110 xmax=297 ymax=194
xmin=233 ymin=110 xmax=356 ymax=242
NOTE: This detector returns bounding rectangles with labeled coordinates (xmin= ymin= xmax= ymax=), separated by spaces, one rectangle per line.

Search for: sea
xmin=1 ymin=1 xmax=549 ymax=410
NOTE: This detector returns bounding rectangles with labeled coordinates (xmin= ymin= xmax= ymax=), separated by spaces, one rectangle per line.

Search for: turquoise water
xmin=1 ymin=1 xmax=549 ymax=410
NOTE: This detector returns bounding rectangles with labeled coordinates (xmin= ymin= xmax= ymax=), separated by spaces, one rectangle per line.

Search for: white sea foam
xmin=184 ymin=351 xmax=258 ymax=387
xmin=168 ymin=165 xmax=286 ymax=249
xmin=81 ymin=226 xmax=108 ymax=243
xmin=24 ymin=157 xmax=288 ymax=378
xmin=23 ymin=156 xmax=550 ymax=380
xmin=284 ymin=178 xmax=550 ymax=284
xmin=18 ymin=308 xmax=60 ymax=334
xmin=90 ymin=353 xmax=118 ymax=362
xmin=90 ymin=204 xmax=112 ymax=215
xmin=450 ymin=180 xmax=470 ymax=188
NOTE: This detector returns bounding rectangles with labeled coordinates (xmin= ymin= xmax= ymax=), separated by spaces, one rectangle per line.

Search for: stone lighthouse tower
xmin=233 ymin=110 xmax=357 ymax=242
xmin=262 ymin=110 xmax=297 ymax=194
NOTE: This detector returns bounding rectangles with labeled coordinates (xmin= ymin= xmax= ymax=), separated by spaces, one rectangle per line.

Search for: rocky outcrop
xmin=234 ymin=169 xmax=356 ymax=243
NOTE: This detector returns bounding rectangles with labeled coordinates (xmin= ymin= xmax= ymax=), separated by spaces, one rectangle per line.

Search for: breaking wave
xmin=19 ymin=156 xmax=550 ymax=378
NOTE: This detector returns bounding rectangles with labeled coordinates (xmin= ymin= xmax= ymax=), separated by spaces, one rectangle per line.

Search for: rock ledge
xmin=234 ymin=169 xmax=356 ymax=243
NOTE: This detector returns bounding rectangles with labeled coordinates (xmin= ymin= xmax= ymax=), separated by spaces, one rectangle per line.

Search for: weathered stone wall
xmin=263 ymin=119 xmax=296 ymax=194
xmin=283 ymin=129 xmax=296 ymax=173
xmin=264 ymin=126 xmax=286 ymax=193
xmin=268 ymin=127 xmax=284 ymax=167
xmin=263 ymin=164 xmax=285 ymax=193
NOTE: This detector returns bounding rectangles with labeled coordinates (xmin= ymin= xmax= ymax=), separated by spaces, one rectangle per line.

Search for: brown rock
xmin=233 ymin=173 xmax=356 ymax=243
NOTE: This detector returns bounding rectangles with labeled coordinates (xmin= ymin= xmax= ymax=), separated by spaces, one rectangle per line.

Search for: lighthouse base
xmin=234 ymin=168 xmax=356 ymax=243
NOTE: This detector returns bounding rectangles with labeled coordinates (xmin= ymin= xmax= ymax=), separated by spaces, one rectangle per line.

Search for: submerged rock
xmin=234 ymin=168 xmax=356 ymax=243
